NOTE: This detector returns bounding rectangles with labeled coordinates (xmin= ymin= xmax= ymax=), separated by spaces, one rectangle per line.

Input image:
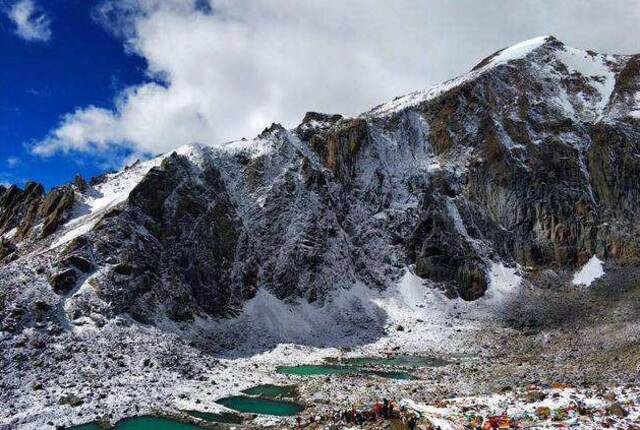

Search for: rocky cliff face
xmin=2 ymin=35 xmax=640 ymax=341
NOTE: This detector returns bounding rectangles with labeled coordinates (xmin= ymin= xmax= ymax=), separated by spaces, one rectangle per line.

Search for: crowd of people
xmin=295 ymin=398 xmax=420 ymax=429
xmin=292 ymin=398 xmax=517 ymax=429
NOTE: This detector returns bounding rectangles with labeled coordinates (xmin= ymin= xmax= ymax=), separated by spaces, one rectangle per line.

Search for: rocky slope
xmin=3 ymin=36 xmax=640 ymax=333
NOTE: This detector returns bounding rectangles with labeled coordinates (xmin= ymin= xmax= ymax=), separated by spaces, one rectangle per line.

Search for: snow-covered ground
xmin=0 ymin=261 xmax=533 ymax=429
xmin=203 ymin=263 xmax=522 ymax=358
xmin=404 ymin=385 xmax=640 ymax=430
xmin=4 ymin=248 xmax=635 ymax=430
xmin=2 ymin=244 xmax=638 ymax=429
xmin=487 ymin=35 xmax=550 ymax=67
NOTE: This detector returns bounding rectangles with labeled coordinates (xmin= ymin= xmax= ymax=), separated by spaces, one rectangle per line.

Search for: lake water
xmin=67 ymin=424 xmax=103 ymax=430
xmin=65 ymin=355 xmax=448 ymax=427
xmin=241 ymin=384 xmax=298 ymax=398
xmin=116 ymin=417 xmax=204 ymax=429
xmin=276 ymin=364 xmax=414 ymax=380
xmin=216 ymin=396 xmax=304 ymax=416
xmin=67 ymin=416 xmax=205 ymax=430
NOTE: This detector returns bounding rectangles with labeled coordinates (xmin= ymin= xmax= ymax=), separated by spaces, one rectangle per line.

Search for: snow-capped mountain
xmin=2 ymin=35 xmax=640 ymax=342
xmin=5 ymin=35 xmax=640 ymax=430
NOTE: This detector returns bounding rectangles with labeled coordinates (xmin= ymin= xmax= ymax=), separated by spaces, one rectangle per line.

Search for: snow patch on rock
xmin=219 ymin=136 xmax=275 ymax=158
xmin=487 ymin=35 xmax=550 ymax=67
xmin=367 ymin=72 xmax=482 ymax=117
xmin=553 ymin=45 xmax=617 ymax=117
xmin=628 ymin=92 xmax=640 ymax=119
xmin=2 ymin=227 xmax=17 ymax=240
xmin=446 ymin=198 xmax=468 ymax=237
xmin=49 ymin=155 xmax=165 ymax=250
xmin=572 ymin=255 xmax=604 ymax=286
xmin=483 ymin=262 xmax=522 ymax=303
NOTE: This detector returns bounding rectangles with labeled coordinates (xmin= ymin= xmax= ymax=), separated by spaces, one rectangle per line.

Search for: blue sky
xmin=2 ymin=0 xmax=639 ymax=190
xmin=1 ymin=0 xmax=145 ymax=189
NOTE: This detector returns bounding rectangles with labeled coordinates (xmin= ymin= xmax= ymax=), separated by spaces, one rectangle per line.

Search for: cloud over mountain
xmin=32 ymin=0 xmax=640 ymax=158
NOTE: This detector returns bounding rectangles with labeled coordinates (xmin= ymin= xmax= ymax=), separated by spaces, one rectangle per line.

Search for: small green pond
xmin=338 ymin=355 xmax=449 ymax=368
xmin=116 ymin=416 xmax=204 ymax=430
xmin=276 ymin=364 xmax=414 ymax=380
xmin=67 ymin=416 xmax=205 ymax=430
xmin=216 ymin=396 xmax=304 ymax=416
xmin=241 ymin=384 xmax=298 ymax=399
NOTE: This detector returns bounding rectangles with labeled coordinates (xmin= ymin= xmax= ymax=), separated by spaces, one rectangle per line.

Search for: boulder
xmin=58 ymin=394 xmax=83 ymax=407
xmin=49 ymin=269 xmax=78 ymax=295
xmin=61 ymin=255 xmax=94 ymax=273
xmin=0 ymin=239 xmax=16 ymax=262
xmin=606 ymin=402 xmax=629 ymax=417
xmin=536 ymin=406 xmax=551 ymax=419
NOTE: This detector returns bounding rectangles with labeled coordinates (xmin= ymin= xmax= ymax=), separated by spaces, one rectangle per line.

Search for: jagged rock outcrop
xmin=0 ymin=182 xmax=45 ymax=238
xmin=408 ymin=183 xmax=488 ymax=300
xmin=39 ymin=185 xmax=75 ymax=238
xmin=0 ymin=182 xmax=75 ymax=241
xmin=295 ymin=111 xmax=343 ymax=141
xmin=56 ymin=151 xmax=248 ymax=323
xmin=308 ymin=118 xmax=370 ymax=183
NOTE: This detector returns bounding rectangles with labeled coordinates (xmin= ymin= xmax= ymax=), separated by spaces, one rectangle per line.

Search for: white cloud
xmin=7 ymin=0 xmax=51 ymax=42
xmin=32 ymin=0 xmax=640 ymax=158
xmin=33 ymin=107 xmax=123 ymax=156
xmin=6 ymin=157 xmax=21 ymax=167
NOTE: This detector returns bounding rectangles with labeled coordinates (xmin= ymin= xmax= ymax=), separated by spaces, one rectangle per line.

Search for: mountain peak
xmin=367 ymin=36 xmax=564 ymax=117
xmin=367 ymin=35 xmax=628 ymax=119
xmin=471 ymin=35 xmax=560 ymax=71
